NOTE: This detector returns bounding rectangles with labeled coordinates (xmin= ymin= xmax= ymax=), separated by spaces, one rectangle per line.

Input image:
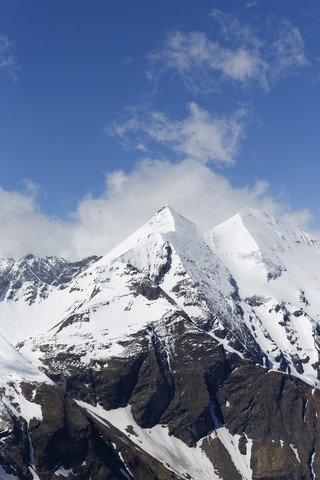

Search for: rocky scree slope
xmin=0 ymin=206 xmax=320 ymax=479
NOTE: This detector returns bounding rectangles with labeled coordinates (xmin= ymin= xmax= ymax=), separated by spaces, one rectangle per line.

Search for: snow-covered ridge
xmin=208 ymin=206 xmax=320 ymax=311
xmin=0 ymin=253 xmax=100 ymax=289
xmin=208 ymin=207 xmax=320 ymax=386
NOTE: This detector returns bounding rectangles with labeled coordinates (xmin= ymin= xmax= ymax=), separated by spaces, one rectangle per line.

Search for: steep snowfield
xmin=0 ymin=255 xmax=98 ymax=344
xmin=208 ymin=208 xmax=320 ymax=307
xmin=103 ymin=205 xmax=235 ymax=303
xmin=0 ymin=335 xmax=48 ymax=385
xmin=0 ymin=334 xmax=50 ymax=433
xmin=19 ymin=261 xmax=181 ymax=371
xmin=208 ymin=208 xmax=320 ymax=386
xmin=77 ymin=401 xmax=254 ymax=480
xmin=0 ymin=286 xmax=78 ymax=344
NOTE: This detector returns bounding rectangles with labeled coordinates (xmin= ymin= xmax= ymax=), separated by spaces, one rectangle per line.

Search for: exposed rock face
xmin=1 ymin=382 xmax=178 ymax=480
xmin=3 ymin=323 xmax=320 ymax=479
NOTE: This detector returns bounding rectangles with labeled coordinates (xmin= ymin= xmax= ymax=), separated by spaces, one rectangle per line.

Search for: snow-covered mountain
xmin=1 ymin=206 xmax=320 ymax=479
xmin=209 ymin=207 xmax=320 ymax=385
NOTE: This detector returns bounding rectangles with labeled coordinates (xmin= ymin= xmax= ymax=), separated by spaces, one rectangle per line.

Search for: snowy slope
xmin=208 ymin=207 xmax=320 ymax=303
xmin=19 ymin=261 xmax=181 ymax=372
xmin=0 ymin=335 xmax=48 ymax=386
xmin=0 ymin=333 xmax=50 ymax=441
xmin=0 ymin=254 xmax=99 ymax=344
xmin=208 ymin=208 xmax=320 ymax=386
xmin=102 ymin=205 xmax=262 ymax=360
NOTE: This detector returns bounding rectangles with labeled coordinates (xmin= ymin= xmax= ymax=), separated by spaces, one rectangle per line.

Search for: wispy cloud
xmin=109 ymin=102 xmax=249 ymax=166
xmin=147 ymin=12 xmax=308 ymax=93
xmin=269 ymin=20 xmax=308 ymax=81
xmin=148 ymin=30 xmax=268 ymax=92
xmin=0 ymin=34 xmax=19 ymax=81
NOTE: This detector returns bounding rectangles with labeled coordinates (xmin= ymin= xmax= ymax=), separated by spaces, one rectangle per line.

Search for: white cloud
xmin=0 ymin=187 xmax=70 ymax=259
xmin=136 ymin=143 xmax=147 ymax=152
xmin=0 ymin=164 xmax=313 ymax=261
xmin=147 ymin=13 xmax=308 ymax=93
xmin=148 ymin=30 xmax=268 ymax=93
xmin=0 ymin=34 xmax=19 ymax=81
xmin=109 ymin=102 xmax=248 ymax=166
xmin=270 ymin=20 xmax=308 ymax=81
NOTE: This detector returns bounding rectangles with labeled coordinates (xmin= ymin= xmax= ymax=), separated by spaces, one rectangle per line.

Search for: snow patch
xmin=2 ymin=382 xmax=42 ymax=424
xmin=55 ymin=466 xmax=74 ymax=477
xmin=210 ymin=403 xmax=252 ymax=480
xmin=290 ymin=444 xmax=300 ymax=463
xmin=0 ymin=466 xmax=19 ymax=480
xmin=76 ymin=401 xmax=222 ymax=480
xmin=28 ymin=466 xmax=40 ymax=480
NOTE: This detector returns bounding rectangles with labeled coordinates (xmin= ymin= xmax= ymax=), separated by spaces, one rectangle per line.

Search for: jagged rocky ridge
xmin=1 ymin=206 xmax=320 ymax=479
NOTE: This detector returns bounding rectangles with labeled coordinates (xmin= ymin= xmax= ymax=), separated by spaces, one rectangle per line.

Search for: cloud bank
xmin=0 ymin=161 xmax=313 ymax=261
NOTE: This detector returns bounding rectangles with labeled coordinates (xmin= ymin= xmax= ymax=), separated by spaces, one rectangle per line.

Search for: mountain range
xmin=0 ymin=205 xmax=320 ymax=479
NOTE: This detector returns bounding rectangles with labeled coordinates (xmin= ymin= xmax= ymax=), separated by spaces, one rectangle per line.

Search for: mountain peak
xmin=156 ymin=203 xmax=171 ymax=213
xmin=149 ymin=204 xmax=177 ymax=232
xmin=237 ymin=206 xmax=267 ymax=222
xmin=151 ymin=204 xmax=199 ymax=235
xmin=237 ymin=207 xmax=279 ymax=227
xmin=103 ymin=205 xmax=199 ymax=264
xmin=234 ymin=207 xmax=319 ymax=251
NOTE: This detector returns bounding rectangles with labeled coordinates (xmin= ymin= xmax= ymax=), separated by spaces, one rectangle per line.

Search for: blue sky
xmin=0 ymin=0 xmax=320 ymax=259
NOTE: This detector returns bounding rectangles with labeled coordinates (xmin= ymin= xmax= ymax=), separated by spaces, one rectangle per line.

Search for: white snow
xmin=290 ymin=444 xmax=301 ymax=463
xmin=0 ymin=466 xmax=19 ymax=480
xmin=0 ymin=335 xmax=48 ymax=385
xmin=28 ymin=466 xmax=40 ymax=480
xmin=1 ymin=382 xmax=43 ymax=423
xmin=210 ymin=403 xmax=252 ymax=479
xmin=118 ymin=451 xmax=133 ymax=479
xmin=311 ymin=451 xmax=316 ymax=479
xmin=0 ymin=335 xmax=49 ymax=427
xmin=76 ymin=400 xmax=256 ymax=480
xmin=54 ymin=466 xmax=74 ymax=477
xmin=19 ymin=261 xmax=181 ymax=372
xmin=208 ymin=208 xmax=320 ymax=387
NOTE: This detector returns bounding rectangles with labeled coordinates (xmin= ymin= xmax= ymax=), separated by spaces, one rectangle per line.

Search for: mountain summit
xmin=0 ymin=207 xmax=320 ymax=479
